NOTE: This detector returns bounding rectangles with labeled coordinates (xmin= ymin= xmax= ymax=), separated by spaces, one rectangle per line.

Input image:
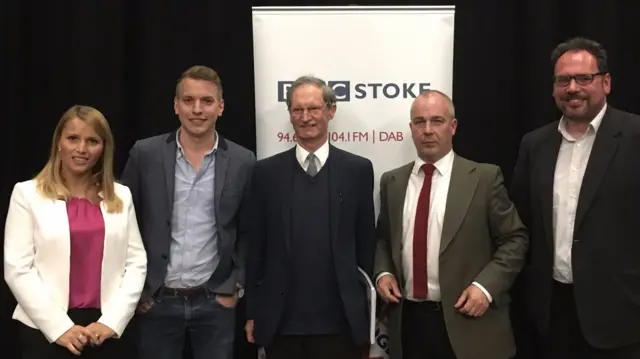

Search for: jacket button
xmin=162 ymin=254 xmax=168 ymax=260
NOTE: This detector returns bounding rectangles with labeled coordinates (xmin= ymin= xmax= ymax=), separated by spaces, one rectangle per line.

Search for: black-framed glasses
xmin=553 ymin=72 xmax=607 ymax=87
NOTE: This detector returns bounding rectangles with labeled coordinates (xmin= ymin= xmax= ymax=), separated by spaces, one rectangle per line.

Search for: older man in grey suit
xmin=120 ymin=65 xmax=255 ymax=359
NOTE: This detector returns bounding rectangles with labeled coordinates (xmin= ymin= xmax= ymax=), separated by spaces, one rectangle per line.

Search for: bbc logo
xmin=277 ymin=81 xmax=351 ymax=102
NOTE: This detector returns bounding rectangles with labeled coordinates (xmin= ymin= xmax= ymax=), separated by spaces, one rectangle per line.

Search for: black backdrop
xmin=3 ymin=1 xmax=640 ymax=358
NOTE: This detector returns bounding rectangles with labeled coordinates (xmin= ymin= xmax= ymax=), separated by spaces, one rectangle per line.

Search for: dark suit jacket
xmin=374 ymin=155 xmax=529 ymax=359
xmin=120 ymin=131 xmax=255 ymax=299
xmin=510 ymin=105 xmax=640 ymax=349
xmin=245 ymin=145 xmax=376 ymax=347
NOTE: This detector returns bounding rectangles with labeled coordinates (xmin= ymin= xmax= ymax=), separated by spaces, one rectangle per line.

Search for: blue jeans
xmin=137 ymin=290 xmax=235 ymax=359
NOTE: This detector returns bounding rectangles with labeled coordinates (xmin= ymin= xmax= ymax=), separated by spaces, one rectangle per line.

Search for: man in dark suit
xmin=120 ymin=65 xmax=255 ymax=359
xmin=375 ymin=90 xmax=529 ymax=359
xmin=510 ymin=37 xmax=640 ymax=358
xmin=243 ymin=75 xmax=376 ymax=359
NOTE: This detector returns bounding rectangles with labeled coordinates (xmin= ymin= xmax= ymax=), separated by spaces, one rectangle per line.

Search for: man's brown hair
xmin=175 ymin=65 xmax=223 ymax=99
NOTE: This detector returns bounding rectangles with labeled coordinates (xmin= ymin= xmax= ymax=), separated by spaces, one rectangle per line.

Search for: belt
xmin=160 ymin=285 xmax=207 ymax=298
xmin=404 ymin=299 xmax=443 ymax=311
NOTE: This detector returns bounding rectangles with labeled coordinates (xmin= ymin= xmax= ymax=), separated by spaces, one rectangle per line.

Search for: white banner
xmin=252 ymin=6 xmax=455 ymax=358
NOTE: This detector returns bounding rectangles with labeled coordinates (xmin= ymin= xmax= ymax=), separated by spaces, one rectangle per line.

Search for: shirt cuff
xmin=375 ymin=272 xmax=394 ymax=285
xmin=472 ymin=281 xmax=493 ymax=303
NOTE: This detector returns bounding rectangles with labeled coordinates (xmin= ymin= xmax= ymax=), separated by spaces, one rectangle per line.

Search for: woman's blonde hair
xmin=35 ymin=105 xmax=123 ymax=213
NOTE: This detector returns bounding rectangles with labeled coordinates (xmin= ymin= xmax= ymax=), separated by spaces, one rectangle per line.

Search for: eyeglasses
xmin=290 ymin=105 xmax=325 ymax=117
xmin=553 ymin=72 xmax=607 ymax=87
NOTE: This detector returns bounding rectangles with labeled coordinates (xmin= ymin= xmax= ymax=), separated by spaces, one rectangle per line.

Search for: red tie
xmin=413 ymin=163 xmax=436 ymax=299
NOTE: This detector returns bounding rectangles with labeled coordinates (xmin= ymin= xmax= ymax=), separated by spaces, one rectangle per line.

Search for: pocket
xmin=219 ymin=190 xmax=242 ymax=214
xmin=608 ymin=269 xmax=640 ymax=308
xmin=212 ymin=294 xmax=238 ymax=309
xmin=222 ymin=189 xmax=242 ymax=198
xmin=138 ymin=298 xmax=161 ymax=316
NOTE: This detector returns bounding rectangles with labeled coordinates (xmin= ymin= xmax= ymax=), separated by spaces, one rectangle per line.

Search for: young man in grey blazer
xmin=120 ymin=65 xmax=255 ymax=359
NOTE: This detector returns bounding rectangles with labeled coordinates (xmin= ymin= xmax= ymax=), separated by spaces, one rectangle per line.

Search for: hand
xmin=245 ymin=320 xmax=255 ymax=343
xmin=85 ymin=322 xmax=116 ymax=346
xmin=376 ymin=274 xmax=402 ymax=304
xmin=55 ymin=325 xmax=93 ymax=355
xmin=136 ymin=299 xmax=154 ymax=314
xmin=215 ymin=293 xmax=238 ymax=309
xmin=454 ymin=285 xmax=490 ymax=317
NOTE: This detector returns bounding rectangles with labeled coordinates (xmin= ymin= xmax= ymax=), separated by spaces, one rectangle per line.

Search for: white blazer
xmin=3 ymin=180 xmax=147 ymax=343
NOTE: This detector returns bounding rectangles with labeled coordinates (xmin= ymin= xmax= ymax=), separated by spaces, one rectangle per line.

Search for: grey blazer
xmin=120 ymin=131 xmax=255 ymax=300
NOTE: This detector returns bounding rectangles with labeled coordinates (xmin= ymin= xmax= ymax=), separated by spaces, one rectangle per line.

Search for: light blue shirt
xmin=164 ymin=130 xmax=219 ymax=288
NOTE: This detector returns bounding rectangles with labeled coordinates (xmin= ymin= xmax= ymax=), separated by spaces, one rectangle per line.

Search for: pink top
xmin=66 ymin=198 xmax=105 ymax=309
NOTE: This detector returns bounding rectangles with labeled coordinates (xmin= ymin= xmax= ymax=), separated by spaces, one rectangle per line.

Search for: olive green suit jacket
xmin=374 ymin=154 xmax=529 ymax=359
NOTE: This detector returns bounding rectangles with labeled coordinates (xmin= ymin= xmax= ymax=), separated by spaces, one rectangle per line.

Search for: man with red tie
xmin=374 ymin=90 xmax=529 ymax=359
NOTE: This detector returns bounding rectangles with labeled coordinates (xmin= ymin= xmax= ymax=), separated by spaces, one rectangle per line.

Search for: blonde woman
xmin=4 ymin=105 xmax=147 ymax=359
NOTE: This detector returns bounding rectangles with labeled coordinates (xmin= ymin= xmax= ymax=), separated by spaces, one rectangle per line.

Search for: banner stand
xmin=252 ymin=6 xmax=455 ymax=358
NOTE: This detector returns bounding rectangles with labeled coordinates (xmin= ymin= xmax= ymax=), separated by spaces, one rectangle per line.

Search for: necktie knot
xmin=421 ymin=163 xmax=436 ymax=177
xmin=306 ymin=153 xmax=318 ymax=176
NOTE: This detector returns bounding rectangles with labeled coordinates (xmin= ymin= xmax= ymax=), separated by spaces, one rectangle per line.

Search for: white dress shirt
xmin=379 ymin=150 xmax=492 ymax=302
xmin=295 ymin=140 xmax=329 ymax=171
xmin=552 ymin=103 xmax=606 ymax=283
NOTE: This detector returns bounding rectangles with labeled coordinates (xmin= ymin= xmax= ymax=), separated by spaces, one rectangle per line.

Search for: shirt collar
xmin=295 ymin=138 xmax=330 ymax=167
xmin=412 ymin=149 xmax=455 ymax=176
xmin=558 ymin=102 xmax=607 ymax=140
xmin=176 ymin=128 xmax=219 ymax=159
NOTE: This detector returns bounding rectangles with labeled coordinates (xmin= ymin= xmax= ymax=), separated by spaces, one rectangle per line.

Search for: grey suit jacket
xmin=120 ymin=131 xmax=255 ymax=299
xmin=374 ymin=155 xmax=529 ymax=359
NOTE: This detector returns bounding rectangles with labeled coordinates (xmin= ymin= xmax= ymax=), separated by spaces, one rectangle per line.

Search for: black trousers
xmin=18 ymin=308 xmax=126 ymax=359
xmin=402 ymin=300 xmax=457 ymax=359
xmin=265 ymin=333 xmax=365 ymax=359
xmin=541 ymin=281 xmax=640 ymax=359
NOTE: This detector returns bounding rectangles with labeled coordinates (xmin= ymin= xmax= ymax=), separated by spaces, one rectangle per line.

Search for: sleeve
xmin=3 ymin=183 xmax=75 ymax=343
xmin=472 ymin=167 xmax=530 ymax=307
xmin=510 ymin=135 xmax=532 ymax=229
xmin=356 ymin=159 xmax=376 ymax=278
xmin=214 ymin=151 xmax=257 ymax=294
xmin=373 ymin=172 xmax=396 ymax=278
xmin=119 ymin=142 xmax=141 ymax=216
xmin=245 ymin=163 xmax=265 ymax=320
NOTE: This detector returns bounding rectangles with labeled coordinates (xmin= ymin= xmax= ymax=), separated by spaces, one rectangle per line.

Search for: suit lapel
xmin=538 ymin=129 xmax=562 ymax=253
xmin=162 ymin=133 xmax=177 ymax=212
xmin=48 ymin=199 xmax=72 ymax=300
xmin=439 ymin=156 xmax=478 ymax=255
xmin=328 ymin=146 xmax=345 ymax=255
xmin=387 ymin=163 xmax=413 ymax=271
xmin=51 ymin=199 xmax=72 ymax=251
xmin=574 ymin=110 xmax=620 ymax=232
xmin=214 ymin=148 xmax=229 ymax=218
xmin=281 ymin=148 xmax=296 ymax=254
xmin=99 ymin=199 xmax=113 ymax=274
